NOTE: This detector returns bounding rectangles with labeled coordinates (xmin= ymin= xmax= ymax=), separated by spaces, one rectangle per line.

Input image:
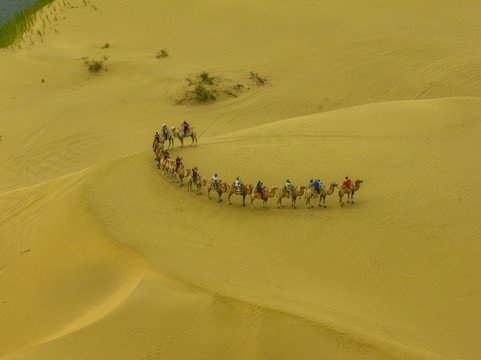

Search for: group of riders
xmin=154 ymin=120 xmax=192 ymax=145
xmin=153 ymin=128 xmax=354 ymax=202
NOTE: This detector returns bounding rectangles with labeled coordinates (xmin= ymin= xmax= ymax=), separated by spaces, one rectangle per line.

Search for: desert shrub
xmin=250 ymin=71 xmax=267 ymax=85
xmin=101 ymin=42 xmax=110 ymax=49
xmin=156 ymin=49 xmax=168 ymax=58
xmin=200 ymin=71 xmax=214 ymax=85
xmin=84 ymin=59 xmax=103 ymax=72
xmin=195 ymin=85 xmax=215 ymax=102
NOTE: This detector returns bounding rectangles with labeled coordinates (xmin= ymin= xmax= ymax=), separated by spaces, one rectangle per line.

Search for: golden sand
xmin=1 ymin=0 xmax=481 ymax=359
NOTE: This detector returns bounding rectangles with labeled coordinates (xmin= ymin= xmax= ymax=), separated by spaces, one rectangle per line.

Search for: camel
xmin=227 ymin=183 xmax=253 ymax=207
xmin=160 ymin=157 xmax=173 ymax=175
xmin=172 ymin=165 xmax=189 ymax=186
xmin=207 ymin=180 xmax=228 ymax=203
xmin=152 ymin=138 xmax=163 ymax=154
xmin=339 ymin=179 xmax=363 ymax=207
xmin=160 ymin=129 xmax=175 ymax=148
xmin=188 ymin=175 xmax=207 ymax=195
xmin=277 ymin=186 xmax=307 ymax=208
xmin=250 ymin=187 xmax=278 ymax=209
xmin=305 ymin=183 xmax=338 ymax=208
xmin=172 ymin=125 xmax=198 ymax=147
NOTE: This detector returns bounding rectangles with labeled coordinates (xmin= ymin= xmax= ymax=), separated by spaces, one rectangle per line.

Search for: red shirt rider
xmin=343 ymin=177 xmax=352 ymax=191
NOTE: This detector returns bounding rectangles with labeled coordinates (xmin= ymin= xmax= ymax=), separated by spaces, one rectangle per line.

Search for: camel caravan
xmin=152 ymin=128 xmax=363 ymax=209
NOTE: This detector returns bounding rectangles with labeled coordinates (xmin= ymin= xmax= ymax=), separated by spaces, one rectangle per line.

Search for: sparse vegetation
xmin=200 ymin=71 xmax=214 ymax=85
xmin=250 ymin=71 xmax=267 ymax=85
xmin=0 ymin=0 xmax=55 ymax=48
xmin=101 ymin=42 xmax=110 ymax=49
xmin=195 ymin=85 xmax=216 ymax=102
xmin=156 ymin=49 xmax=168 ymax=59
xmin=84 ymin=58 xmax=103 ymax=72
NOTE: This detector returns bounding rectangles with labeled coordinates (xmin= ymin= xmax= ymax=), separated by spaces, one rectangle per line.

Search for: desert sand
xmin=1 ymin=0 xmax=481 ymax=359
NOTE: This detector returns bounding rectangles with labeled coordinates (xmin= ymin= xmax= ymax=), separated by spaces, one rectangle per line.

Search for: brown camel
xmin=227 ymin=183 xmax=253 ymax=207
xmin=305 ymin=183 xmax=338 ymax=208
xmin=160 ymin=129 xmax=175 ymax=148
xmin=277 ymin=186 xmax=307 ymax=208
xmin=176 ymin=167 xmax=190 ymax=187
xmin=164 ymin=159 xmax=176 ymax=177
xmin=170 ymin=162 xmax=185 ymax=182
xmin=152 ymin=138 xmax=163 ymax=154
xmin=339 ymin=179 xmax=363 ymax=207
xmin=250 ymin=187 xmax=278 ymax=209
xmin=188 ymin=175 xmax=207 ymax=195
xmin=207 ymin=180 xmax=228 ymax=203
xmin=172 ymin=125 xmax=198 ymax=147
xmin=154 ymin=147 xmax=164 ymax=169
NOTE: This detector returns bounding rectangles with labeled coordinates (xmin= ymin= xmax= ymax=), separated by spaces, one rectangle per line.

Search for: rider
xmin=343 ymin=176 xmax=352 ymax=192
xmin=285 ymin=179 xmax=293 ymax=197
xmin=162 ymin=123 xmax=168 ymax=138
xmin=212 ymin=173 xmax=219 ymax=190
xmin=163 ymin=150 xmax=170 ymax=161
xmin=192 ymin=166 xmax=198 ymax=184
xmin=309 ymin=178 xmax=314 ymax=189
xmin=175 ymin=156 xmax=182 ymax=173
xmin=234 ymin=176 xmax=241 ymax=193
xmin=256 ymin=181 xmax=264 ymax=199
xmin=313 ymin=179 xmax=321 ymax=194
xmin=153 ymin=132 xmax=160 ymax=148
xmin=183 ymin=120 xmax=189 ymax=135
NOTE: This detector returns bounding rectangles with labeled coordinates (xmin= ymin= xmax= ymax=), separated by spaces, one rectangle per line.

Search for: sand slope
xmin=2 ymin=0 xmax=481 ymax=359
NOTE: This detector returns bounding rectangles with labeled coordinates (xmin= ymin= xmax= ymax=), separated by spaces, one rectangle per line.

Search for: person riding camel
xmin=192 ymin=166 xmax=198 ymax=184
xmin=175 ymin=156 xmax=182 ymax=173
xmin=153 ymin=132 xmax=160 ymax=148
xmin=212 ymin=173 xmax=219 ymax=190
xmin=286 ymin=180 xmax=293 ymax=197
xmin=256 ymin=181 xmax=265 ymax=200
xmin=313 ymin=179 xmax=321 ymax=194
xmin=183 ymin=120 xmax=189 ymax=135
xmin=162 ymin=123 xmax=168 ymax=138
xmin=343 ymin=176 xmax=352 ymax=192
xmin=234 ymin=176 xmax=241 ymax=194
xmin=309 ymin=178 xmax=314 ymax=189
xmin=163 ymin=150 xmax=170 ymax=161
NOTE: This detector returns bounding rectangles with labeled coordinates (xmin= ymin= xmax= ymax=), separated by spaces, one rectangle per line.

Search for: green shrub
xmin=156 ymin=49 xmax=168 ymax=58
xmin=195 ymin=85 xmax=215 ymax=102
xmin=84 ymin=59 xmax=103 ymax=72
xmin=0 ymin=0 xmax=55 ymax=48
xmin=200 ymin=71 xmax=214 ymax=85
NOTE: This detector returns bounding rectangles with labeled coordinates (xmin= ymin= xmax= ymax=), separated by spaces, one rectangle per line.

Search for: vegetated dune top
xmin=1 ymin=0 xmax=481 ymax=359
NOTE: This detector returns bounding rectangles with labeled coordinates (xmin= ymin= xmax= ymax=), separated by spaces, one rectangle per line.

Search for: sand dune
xmin=2 ymin=0 xmax=481 ymax=359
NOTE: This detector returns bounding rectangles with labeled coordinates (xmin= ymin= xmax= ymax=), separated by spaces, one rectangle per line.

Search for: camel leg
xmin=242 ymin=195 xmax=246 ymax=207
xmin=218 ymin=192 xmax=223 ymax=203
xmin=351 ymin=192 xmax=355 ymax=204
xmin=208 ymin=189 xmax=211 ymax=200
xmin=277 ymin=197 xmax=282 ymax=208
xmin=228 ymin=193 xmax=233 ymax=205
